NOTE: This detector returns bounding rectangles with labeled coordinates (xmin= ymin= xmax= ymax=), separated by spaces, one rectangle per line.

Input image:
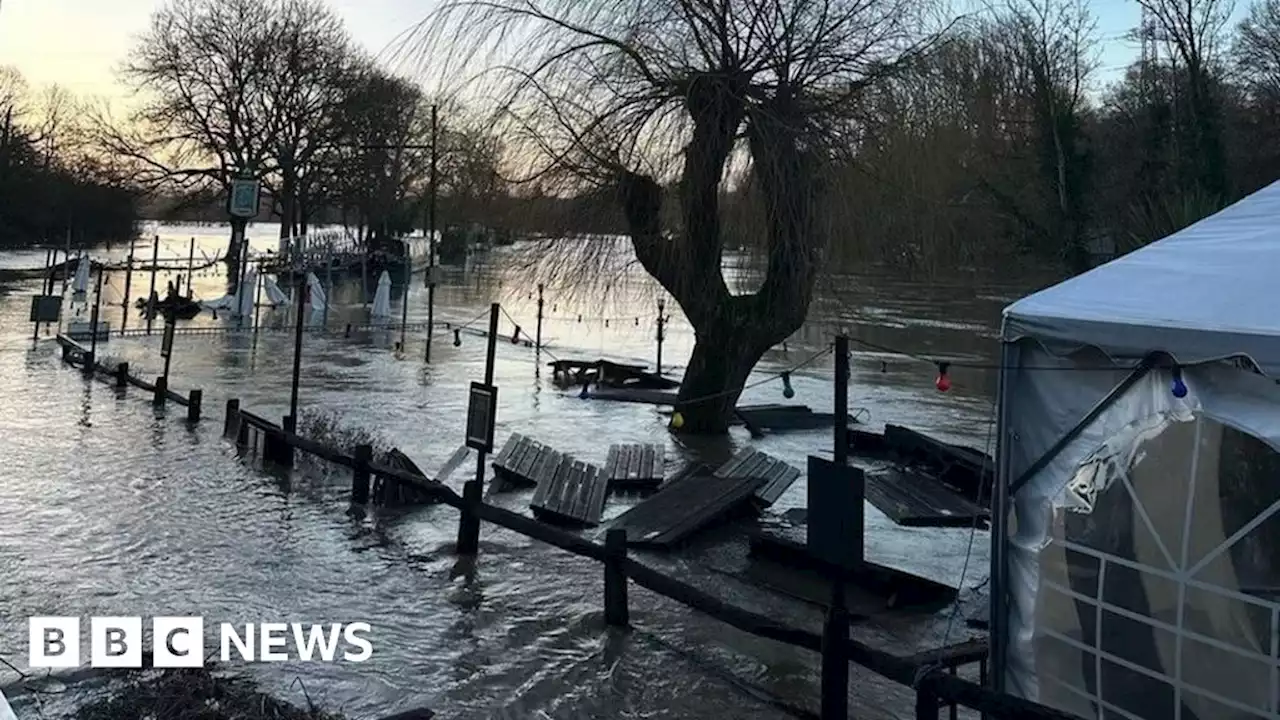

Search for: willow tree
xmin=423 ymin=0 xmax=939 ymax=433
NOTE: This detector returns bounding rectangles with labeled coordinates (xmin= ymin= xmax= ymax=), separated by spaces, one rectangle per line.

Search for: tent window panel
xmin=1100 ymin=610 xmax=1177 ymax=674
xmin=1101 ymin=561 xmax=1180 ymax=619
xmin=1180 ymin=690 xmax=1273 ymax=720
xmin=1099 ymin=658 xmax=1175 ymax=720
xmin=1183 ymin=568 xmax=1276 ymax=655
xmin=1179 ymin=635 xmax=1273 ymax=714
xmin=1124 ymin=416 xmax=1200 ymax=566
xmin=1036 ymin=632 xmax=1096 ymax=713
xmin=1040 ymin=578 xmax=1097 ymax=646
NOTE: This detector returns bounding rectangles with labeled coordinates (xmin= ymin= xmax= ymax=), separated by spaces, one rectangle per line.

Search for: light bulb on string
xmin=1172 ymin=366 xmax=1188 ymax=398
xmin=935 ymin=362 xmax=952 ymax=392
xmin=670 ymin=411 xmax=685 ymax=430
xmin=605 ymin=319 xmax=610 ymax=328
xmin=880 ymin=360 xmax=888 ymax=373
xmin=453 ymin=329 xmax=462 ymax=347
xmin=781 ymin=371 xmax=795 ymax=399
xmin=635 ymin=317 xmax=639 ymax=326
xmin=578 ymin=314 xmax=583 ymax=322
xmin=579 ymin=382 xmax=590 ymax=399
xmin=511 ymin=326 xmax=521 ymax=344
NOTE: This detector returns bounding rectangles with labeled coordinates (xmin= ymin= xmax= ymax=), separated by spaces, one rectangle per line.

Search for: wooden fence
xmin=57 ymin=334 xmax=204 ymax=422
xmin=225 ymin=400 xmax=1081 ymax=720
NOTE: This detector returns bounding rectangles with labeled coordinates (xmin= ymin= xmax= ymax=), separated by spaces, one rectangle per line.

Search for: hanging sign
xmin=160 ymin=321 xmax=176 ymax=359
xmin=465 ymin=382 xmax=498 ymax=453
xmin=29 ymin=295 xmax=60 ymax=323
xmin=227 ymin=175 xmax=261 ymax=219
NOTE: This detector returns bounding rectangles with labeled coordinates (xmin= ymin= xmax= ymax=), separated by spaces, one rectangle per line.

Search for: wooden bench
xmin=863 ymin=467 xmax=990 ymax=528
xmin=55 ymin=333 xmax=90 ymax=363
xmin=373 ymin=449 xmax=440 ymax=507
xmin=604 ymin=443 xmax=665 ymax=489
xmin=530 ymin=456 xmax=609 ymax=526
xmin=608 ymin=470 xmax=766 ymax=549
xmin=713 ymin=448 xmax=802 ymax=507
xmin=492 ymin=433 xmax=554 ymax=487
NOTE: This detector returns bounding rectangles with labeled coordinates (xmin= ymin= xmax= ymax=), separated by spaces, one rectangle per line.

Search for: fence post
xmin=456 ymin=478 xmax=482 ymax=555
xmin=280 ymin=415 xmax=296 ymax=468
xmin=915 ymin=674 xmax=940 ymax=720
xmin=352 ymin=444 xmax=372 ymax=505
xmin=116 ymin=362 xmax=129 ymax=389
xmin=820 ymin=582 xmax=850 ymax=720
xmin=224 ymin=398 xmax=240 ymax=437
xmin=187 ymin=389 xmax=202 ymax=423
xmin=153 ymin=376 xmax=167 ymax=406
xmin=604 ymin=528 xmax=629 ymax=627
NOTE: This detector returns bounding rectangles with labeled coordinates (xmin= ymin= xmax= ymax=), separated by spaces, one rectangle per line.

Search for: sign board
xmin=29 ymin=295 xmax=60 ymax=323
xmin=227 ymin=176 xmax=261 ymax=219
xmin=806 ymin=456 xmax=865 ymax=570
xmin=465 ymin=382 xmax=498 ymax=453
xmin=160 ymin=321 xmax=176 ymax=358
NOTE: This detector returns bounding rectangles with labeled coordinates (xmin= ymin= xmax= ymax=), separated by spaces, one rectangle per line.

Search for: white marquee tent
xmin=993 ymin=180 xmax=1280 ymax=720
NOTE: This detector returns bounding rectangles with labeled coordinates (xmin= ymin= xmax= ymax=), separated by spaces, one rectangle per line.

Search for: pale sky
xmin=0 ymin=0 xmax=1247 ymax=103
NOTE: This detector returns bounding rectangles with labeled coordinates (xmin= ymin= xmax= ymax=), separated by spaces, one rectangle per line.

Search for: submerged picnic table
xmin=550 ymin=358 xmax=680 ymax=390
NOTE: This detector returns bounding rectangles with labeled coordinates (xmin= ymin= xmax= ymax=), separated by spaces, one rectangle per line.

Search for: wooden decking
xmin=608 ymin=470 xmax=766 ymax=549
xmin=713 ymin=448 xmax=802 ymax=507
xmin=604 ymin=443 xmax=665 ymax=490
xmin=863 ymin=467 xmax=990 ymax=528
xmin=529 ymin=457 xmax=610 ymax=526
xmin=734 ymin=404 xmax=861 ymax=433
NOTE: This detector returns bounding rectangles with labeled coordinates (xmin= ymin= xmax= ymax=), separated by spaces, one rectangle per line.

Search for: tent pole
xmin=989 ymin=340 xmax=1018 ymax=694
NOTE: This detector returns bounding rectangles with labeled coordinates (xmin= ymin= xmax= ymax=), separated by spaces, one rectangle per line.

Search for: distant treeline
xmin=0 ymin=69 xmax=139 ymax=249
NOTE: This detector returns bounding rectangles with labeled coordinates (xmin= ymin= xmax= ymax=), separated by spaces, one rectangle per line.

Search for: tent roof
xmin=1002 ymin=180 xmax=1280 ymax=374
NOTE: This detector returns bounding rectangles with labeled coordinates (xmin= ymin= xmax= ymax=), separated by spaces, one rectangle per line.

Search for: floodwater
xmin=0 ymin=223 xmax=1047 ymax=719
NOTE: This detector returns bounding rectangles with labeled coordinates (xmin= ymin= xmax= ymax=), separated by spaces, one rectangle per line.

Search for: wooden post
xmin=185 ymin=237 xmax=195 ymax=297
xmin=835 ymin=335 xmax=849 ymax=466
xmin=535 ymin=283 xmax=545 ymax=354
xmin=224 ymin=398 xmax=240 ymax=437
xmin=424 ymin=104 xmax=438 ymax=364
xmin=187 ymin=390 xmax=202 ymax=423
xmin=86 ymin=269 xmax=104 ymax=372
xmin=121 ymin=242 xmax=134 ymax=331
xmin=280 ymin=415 xmax=296 ymax=468
xmin=456 ymin=478 xmax=482 ymax=555
xmin=60 ymin=228 xmax=71 ymax=297
xmin=154 ymin=375 xmax=167 ymax=406
xmin=656 ymin=299 xmax=665 ymax=376
xmin=820 ymin=582 xmax=850 ymax=720
xmin=352 ymin=443 xmax=372 ymax=505
xmin=915 ymin=675 xmax=940 ymax=720
xmin=146 ymin=235 xmax=159 ymax=336
xmin=116 ymin=362 xmax=129 ymax=388
xmin=604 ymin=528 xmax=629 ymax=627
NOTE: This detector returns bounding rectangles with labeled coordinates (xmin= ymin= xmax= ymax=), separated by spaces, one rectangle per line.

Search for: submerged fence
xmin=224 ymin=399 xmax=1081 ymax=720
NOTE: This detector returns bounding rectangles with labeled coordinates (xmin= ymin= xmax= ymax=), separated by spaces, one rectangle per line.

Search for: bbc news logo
xmin=29 ymin=617 xmax=372 ymax=668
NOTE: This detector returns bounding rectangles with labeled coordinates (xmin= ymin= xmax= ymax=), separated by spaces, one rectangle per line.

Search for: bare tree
xmin=108 ymin=0 xmax=282 ymax=289
xmin=1136 ymin=0 xmax=1234 ymax=198
xmin=260 ymin=0 xmax=355 ymax=240
xmin=1237 ymin=0 xmax=1280 ymax=101
xmin=420 ymin=0 xmax=944 ymax=432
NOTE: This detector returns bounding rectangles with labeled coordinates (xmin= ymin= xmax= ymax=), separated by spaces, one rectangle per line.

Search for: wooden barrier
xmin=54 ymin=341 xmax=204 ymax=423
xmin=219 ymin=399 xmax=1079 ymax=720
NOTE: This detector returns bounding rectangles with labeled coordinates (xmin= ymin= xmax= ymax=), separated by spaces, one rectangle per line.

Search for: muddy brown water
xmin=0 ymin=223 xmax=1050 ymax=718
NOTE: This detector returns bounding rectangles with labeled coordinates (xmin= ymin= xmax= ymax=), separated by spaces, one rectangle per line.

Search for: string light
xmin=781 ymin=371 xmax=795 ymax=399
xmin=935 ymin=362 xmax=952 ymax=392
xmin=1172 ymin=365 xmax=1188 ymax=398
xmin=511 ymin=326 xmax=521 ymax=344
xmin=453 ymin=329 xmax=462 ymax=347
xmin=579 ymin=382 xmax=590 ymax=399
xmin=670 ymin=411 xmax=685 ymax=429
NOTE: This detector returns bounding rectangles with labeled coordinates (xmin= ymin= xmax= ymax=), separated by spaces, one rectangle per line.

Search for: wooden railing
xmin=56 ymin=334 xmax=204 ymax=422
xmin=224 ymin=399 xmax=1083 ymax=720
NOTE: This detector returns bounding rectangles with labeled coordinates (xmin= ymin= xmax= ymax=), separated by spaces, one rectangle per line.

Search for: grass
xmin=73 ymin=667 xmax=343 ymax=720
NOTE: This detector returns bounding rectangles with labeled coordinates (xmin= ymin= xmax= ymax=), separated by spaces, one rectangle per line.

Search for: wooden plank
xmin=605 ymin=444 xmax=664 ymax=489
xmin=434 ymin=445 xmax=471 ymax=484
xmin=492 ymin=434 xmax=522 ymax=471
xmin=609 ymin=473 xmax=767 ymax=549
xmin=530 ymin=455 xmax=608 ymax=527
xmin=882 ymin=424 xmax=993 ymax=502
xmin=756 ymin=462 xmax=803 ymax=507
xmin=585 ymin=387 xmax=679 ymax=405
xmin=863 ymin=467 xmax=990 ymax=528
xmin=712 ymin=449 xmax=801 ymax=508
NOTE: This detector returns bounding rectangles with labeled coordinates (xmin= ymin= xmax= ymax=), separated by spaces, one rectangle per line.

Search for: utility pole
xmin=426 ymin=104 xmax=439 ymax=363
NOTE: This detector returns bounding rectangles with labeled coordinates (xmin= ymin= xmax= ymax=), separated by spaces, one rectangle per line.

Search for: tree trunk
xmin=226 ymin=216 xmax=248 ymax=295
xmin=617 ymin=76 xmax=818 ymax=434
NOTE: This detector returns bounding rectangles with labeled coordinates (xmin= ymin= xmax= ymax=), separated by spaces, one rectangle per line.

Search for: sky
xmin=0 ymin=0 xmax=1248 ymax=103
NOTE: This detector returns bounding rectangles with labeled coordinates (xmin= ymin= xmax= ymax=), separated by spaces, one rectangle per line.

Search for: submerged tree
xmin=422 ymin=0 xmax=941 ymax=432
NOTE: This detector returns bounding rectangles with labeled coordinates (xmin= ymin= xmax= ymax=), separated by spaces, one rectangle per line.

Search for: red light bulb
xmin=935 ymin=362 xmax=951 ymax=392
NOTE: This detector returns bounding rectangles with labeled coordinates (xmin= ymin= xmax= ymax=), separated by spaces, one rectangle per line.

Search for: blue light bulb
xmin=1172 ymin=367 xmax=1188 ymax=398
xmin=781 ymin=372 xmax=795 ymax=399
